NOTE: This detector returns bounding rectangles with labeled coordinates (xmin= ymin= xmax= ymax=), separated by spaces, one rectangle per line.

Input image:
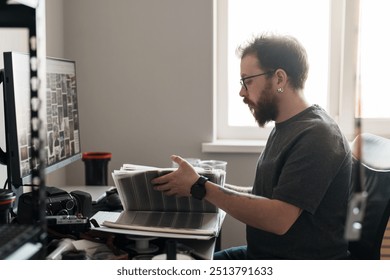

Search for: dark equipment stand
xmin=0 ymin=1 xmax=47 ymax=254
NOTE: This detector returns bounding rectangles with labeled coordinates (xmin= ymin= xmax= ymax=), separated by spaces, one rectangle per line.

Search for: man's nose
xmin=239 ymin=86 xmax=247 ymax=97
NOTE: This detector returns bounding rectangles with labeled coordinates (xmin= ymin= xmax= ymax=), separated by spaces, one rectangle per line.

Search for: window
xmin=358 ymin=0 xmax=390 ymax=119
xmin=210 ymin=0 xmax=390 ymax=152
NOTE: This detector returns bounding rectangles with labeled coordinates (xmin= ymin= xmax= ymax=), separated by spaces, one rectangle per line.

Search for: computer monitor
xmin=1 ymin=51 xmax=82 ymax=194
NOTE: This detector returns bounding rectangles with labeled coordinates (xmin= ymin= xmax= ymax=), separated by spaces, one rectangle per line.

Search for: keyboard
xmin=0 ymin=224 xmax=45 ymax=260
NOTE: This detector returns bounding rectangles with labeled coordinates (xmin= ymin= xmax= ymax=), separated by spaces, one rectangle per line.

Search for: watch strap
xmin=195 ymin=175 xmax=208 ymax=186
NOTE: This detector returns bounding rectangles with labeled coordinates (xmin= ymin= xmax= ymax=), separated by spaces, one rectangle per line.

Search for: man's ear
xmin=274 ymin=68 xmax=288 ymax=90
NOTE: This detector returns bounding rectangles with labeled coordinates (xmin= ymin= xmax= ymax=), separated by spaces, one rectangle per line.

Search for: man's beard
xmin=245 ymin=81 xmax=278 ymax=127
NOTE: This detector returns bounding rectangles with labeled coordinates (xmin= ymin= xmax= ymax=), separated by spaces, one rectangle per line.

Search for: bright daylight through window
xmin=227 ymin=0 xmax=329 ymax=127
xmin=213 ymin=0 xmax=390 ymax=147
xmin=216 ymin=0 xmax=330 ymax=141
xmin=359 ymin=0 xmax=390 ymax=119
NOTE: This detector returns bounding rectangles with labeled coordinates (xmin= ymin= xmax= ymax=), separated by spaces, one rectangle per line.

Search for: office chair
xmin=348 ymin=133 xmax=390 ymax=259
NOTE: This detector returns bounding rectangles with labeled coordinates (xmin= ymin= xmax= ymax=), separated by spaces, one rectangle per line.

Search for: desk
xmin=59 ymin=185 xmax=114 ymax=203
xmin=38 ymin=185 xmax=221 ymax=260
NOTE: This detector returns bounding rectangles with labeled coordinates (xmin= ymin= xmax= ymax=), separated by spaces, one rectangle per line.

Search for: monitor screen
xmin=2 ymin=51 xmax=82 ymax=189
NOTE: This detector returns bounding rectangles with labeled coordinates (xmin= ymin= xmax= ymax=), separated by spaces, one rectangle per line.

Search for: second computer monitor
xmin=2 ymin=51 xmax=82 ymax=189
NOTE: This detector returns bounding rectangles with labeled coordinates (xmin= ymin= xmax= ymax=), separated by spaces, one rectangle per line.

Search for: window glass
xmin=359 ymin=0 xmax=390 ymax=118
xmin=226 ymin=0 xmax=330 ymax=126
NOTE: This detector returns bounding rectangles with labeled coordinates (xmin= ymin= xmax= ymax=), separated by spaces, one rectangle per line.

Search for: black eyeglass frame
xmin=240 ymin=70 xmax=275 ymax=91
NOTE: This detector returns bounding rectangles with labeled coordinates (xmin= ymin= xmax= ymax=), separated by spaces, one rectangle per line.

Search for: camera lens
xmin=65 ymin=199 xmax=75 ymax=211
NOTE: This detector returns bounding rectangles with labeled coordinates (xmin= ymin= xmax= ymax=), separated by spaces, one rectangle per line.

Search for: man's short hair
xmin=238 ymin=33 xmax=309 ymax=90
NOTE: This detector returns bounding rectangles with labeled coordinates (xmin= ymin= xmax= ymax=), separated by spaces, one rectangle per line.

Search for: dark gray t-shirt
xmin=247 ymin=105 xmax=352 ymax=259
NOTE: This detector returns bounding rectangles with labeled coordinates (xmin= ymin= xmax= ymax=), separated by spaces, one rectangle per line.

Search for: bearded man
xmin=153 ymin=34 xmax=352 ymax=260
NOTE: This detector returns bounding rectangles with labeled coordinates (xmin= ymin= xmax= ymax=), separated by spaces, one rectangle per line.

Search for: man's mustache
xmin=243 ymin=98 xmax=254 ymax=107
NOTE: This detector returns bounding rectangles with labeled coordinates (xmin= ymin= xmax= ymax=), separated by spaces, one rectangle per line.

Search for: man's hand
xmin=152 ymin=155 xmax=200 ymax=197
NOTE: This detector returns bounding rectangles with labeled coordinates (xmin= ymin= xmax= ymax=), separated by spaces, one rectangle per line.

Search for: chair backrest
xmin=348 ymin=133 xmax=390 ymax=259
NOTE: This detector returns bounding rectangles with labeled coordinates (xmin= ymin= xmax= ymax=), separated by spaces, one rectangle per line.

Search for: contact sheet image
xmin=88 ymin=165 xmax=225 ymax=238
xmin=101 ymin=166 xmax=225 ymax=237
xmin=114 ymin=168 xmax=224 ymax=213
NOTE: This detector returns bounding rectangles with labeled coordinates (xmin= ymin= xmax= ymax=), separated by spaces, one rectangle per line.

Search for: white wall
xmin=1 ymin=0 xmax=261 ymax=250
xmin=44 ymin=0 xmax=67 ymax=185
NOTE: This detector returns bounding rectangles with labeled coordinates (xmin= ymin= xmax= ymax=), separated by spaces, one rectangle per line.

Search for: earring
xmin=277 ymin=88 xmax=284 ymax=93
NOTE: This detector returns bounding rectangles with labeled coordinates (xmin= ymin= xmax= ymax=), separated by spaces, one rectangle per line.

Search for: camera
xmin=46 ymin=187 xmax=77 ymax=216
xmin=17 ymin=186 xmax=92 ymax=224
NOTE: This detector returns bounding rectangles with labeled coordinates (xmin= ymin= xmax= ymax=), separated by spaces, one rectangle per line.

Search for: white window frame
xmin=203 ymin=0 xmax=390 ymax=153
xmin=213 ymin=0 xmax=273 ymax=142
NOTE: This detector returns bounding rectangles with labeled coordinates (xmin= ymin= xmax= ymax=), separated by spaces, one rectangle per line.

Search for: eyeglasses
xmin=240 ymin=71 xmax=275 ymax=91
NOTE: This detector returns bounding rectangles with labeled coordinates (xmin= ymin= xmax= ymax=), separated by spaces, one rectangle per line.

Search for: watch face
xmin=191 ymin=176 xmax=208 ymax=200
xmin=191 ymin=184 xmax=206 ymax=200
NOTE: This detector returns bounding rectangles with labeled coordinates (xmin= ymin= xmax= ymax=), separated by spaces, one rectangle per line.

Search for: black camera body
xmin=46 ymin=187 xmax=77 ymax=216
xmin=17 ymin=186 xmax=92 ymax=224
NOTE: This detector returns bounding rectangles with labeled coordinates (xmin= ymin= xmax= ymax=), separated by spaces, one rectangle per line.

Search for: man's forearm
xmin=224 ymin=183 xmax=253 ymax=194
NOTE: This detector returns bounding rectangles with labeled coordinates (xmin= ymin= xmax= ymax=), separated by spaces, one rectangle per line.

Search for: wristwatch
xmin=190 ymin=176 xmax=209 ymax=200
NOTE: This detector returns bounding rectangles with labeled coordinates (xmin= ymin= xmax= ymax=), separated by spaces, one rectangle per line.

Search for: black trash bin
xmin=82 ymin=152 xmax=112 ymax=186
